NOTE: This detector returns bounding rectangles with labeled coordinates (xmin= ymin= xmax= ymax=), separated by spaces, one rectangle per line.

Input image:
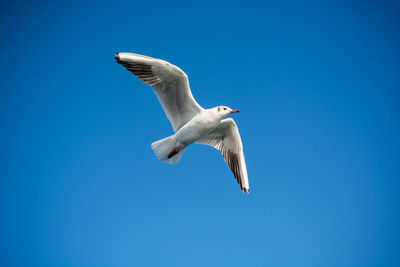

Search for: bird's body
xmin=176 ymin=109 xmax=222 ymax=147
xmin=115 ymin=52 xmax=250 ymax=193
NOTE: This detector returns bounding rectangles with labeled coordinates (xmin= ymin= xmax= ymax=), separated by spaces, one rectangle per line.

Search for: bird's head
xmin=215 ymin=106 xmax=239 ymax=118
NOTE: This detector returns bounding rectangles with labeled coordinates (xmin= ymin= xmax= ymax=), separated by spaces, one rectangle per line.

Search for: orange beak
xmin=230 ymin=110 xmax=239 ymax=113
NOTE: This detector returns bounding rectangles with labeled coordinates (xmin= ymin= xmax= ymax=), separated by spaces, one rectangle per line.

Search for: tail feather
xmin=151 ymin=135 xmax=185 ymax=165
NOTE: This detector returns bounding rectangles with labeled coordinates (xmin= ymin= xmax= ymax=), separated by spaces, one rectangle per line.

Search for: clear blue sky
xmin=1 ymin=1 xmax=399 ymax=266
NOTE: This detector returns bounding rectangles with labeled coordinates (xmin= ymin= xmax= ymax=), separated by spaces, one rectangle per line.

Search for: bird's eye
xmin=223 ymin=108 xmax=227 ymax=110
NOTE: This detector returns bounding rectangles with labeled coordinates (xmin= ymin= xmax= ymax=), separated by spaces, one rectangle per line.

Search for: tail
xmin=151 ymin=135 xmax=186 ymax=165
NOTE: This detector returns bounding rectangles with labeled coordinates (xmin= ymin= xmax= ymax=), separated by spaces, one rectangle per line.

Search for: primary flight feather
xmin=115 ymin=52 xmax=249 ymax=193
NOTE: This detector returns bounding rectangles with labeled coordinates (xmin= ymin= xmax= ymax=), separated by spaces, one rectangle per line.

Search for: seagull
xmin=115 ymin=52 xmax=249 ymax=193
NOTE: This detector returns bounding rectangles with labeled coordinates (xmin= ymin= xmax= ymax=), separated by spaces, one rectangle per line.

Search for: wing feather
xmin=196 ymin=118 xmax=249 ymax=193
xmin=115 ymin=52 xmax=203 ymax=131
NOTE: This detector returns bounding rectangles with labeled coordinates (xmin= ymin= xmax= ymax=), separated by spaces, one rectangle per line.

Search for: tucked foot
xmin=168 ymin=147 xmax=180 ymax=158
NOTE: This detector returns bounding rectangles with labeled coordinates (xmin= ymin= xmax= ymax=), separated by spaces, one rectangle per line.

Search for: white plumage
xmin=115 ymin=52 xmax=250 ymax=193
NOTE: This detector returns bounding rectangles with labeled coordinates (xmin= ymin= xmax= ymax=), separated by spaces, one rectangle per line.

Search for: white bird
xmin=115 ymin=52 xmax=249 ymax=193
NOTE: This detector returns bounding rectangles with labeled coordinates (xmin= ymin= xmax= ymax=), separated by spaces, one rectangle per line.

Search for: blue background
xmin=1 ymin=1 xmax=399 ymax=266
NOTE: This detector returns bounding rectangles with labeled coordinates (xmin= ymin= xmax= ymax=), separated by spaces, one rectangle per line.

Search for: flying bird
xmin=115 ymin=52 xmax=249 ymax=193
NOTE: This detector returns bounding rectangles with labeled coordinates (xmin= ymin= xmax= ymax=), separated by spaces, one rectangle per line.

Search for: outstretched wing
xmin=115 ymin=52 xmax=203 ymax=132
xmin=196 ymin=118 xmax=249 ymax=193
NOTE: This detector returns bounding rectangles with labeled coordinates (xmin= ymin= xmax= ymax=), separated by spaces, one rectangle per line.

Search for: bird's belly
xmin=175 ymin=117 xmax=217 ymax=146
